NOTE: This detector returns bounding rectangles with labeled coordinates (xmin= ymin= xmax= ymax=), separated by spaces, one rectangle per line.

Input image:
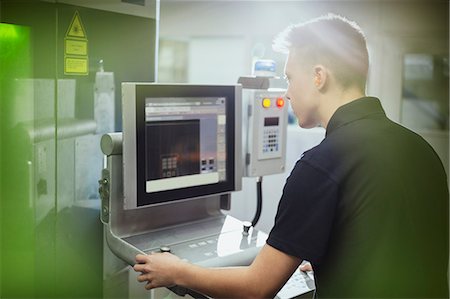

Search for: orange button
xmin=276 ymin=97 xmax=285 ymax=108
xmin=262 ymin=98 xmax=271 ymax=108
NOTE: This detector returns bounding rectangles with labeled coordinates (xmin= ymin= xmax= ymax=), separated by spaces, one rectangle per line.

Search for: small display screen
xmin=144 ymin=97 xmax=227 ymax=193
xmin=134 ymin=84 xmax=236 ymax=207
xmin=264 ymin=117 xmax=279 ymax=127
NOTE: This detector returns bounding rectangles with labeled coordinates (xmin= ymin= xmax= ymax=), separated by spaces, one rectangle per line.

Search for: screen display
xmin=264 ymin=117 xmax=279 ymax=127
xmin=134 ymin=84 xmax=236 ymax=207
xmin=144 ymin=97 xmax=227 ymax=193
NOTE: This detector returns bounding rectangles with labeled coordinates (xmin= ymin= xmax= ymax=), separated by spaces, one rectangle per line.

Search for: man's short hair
xmin=274 ymin=13 xmax=369 ymax=92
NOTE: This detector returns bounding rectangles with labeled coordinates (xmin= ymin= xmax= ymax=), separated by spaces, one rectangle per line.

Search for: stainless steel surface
xmin=242 ymin=88 xmax=288 ymax=177
xmin=104 ymin=224 xmax=145 ymax=266
xmin=99 ymin=168 xmax=110 ymax=224
xmin=234 ymin=84 xmax=243 ymax=191
xmin=94 ymin=72 xmax=115 ymax=134
xmin=19 ymin=118 xmax=97 ymax=143
xmin=238 ymin=76 xmax=270 ymax=89
xmin=75 ymin=134 xmax=103 ymax=201
xmin=121 ymin=82 xmax=138 ymax=210
xmin=100 ymin=132 xmax=123 ymax=156
xmin=123 ymin=214 xmax=267 ymax=266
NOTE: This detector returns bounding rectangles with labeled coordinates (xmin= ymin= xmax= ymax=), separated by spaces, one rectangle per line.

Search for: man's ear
xmin=313 ymin=65 xmax=327 ymax=90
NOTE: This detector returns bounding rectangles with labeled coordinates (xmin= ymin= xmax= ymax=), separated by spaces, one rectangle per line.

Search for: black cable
xmin=168 ymin=286 xmax=209 ymax=299
xmin=251 ymin=176 xmax=263 ymax=227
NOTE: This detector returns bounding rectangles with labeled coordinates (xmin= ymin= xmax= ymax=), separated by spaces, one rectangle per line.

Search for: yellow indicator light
xmin=262 ymin=98 xmax=271 ymax=108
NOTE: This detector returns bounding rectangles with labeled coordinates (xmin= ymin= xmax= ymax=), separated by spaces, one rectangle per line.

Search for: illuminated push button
xmin=276 ymin=97 xmax=285 ymax=108
xmin=262 ymin=98 xmax=271 ymax=108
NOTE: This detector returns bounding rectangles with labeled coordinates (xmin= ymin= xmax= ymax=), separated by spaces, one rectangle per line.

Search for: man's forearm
xmin=175 ymin=243 xmax=301 ymax=299
xmin=134 ymin=244 xmax=300 ymax=298
xmin=175 ymin=264 xmax=268 ymax=298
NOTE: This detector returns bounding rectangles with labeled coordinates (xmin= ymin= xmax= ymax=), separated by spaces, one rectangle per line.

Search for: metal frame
xmin=121 ymin=83 xmax=242 ymax=210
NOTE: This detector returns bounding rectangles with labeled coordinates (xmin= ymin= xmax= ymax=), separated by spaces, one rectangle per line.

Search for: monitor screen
xmin=122 ymin=83 xmax=241 ymax=209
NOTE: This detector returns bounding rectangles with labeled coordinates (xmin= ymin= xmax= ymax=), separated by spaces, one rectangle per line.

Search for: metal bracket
xmin=246 ymin=153 xmax=251 ymax=165
xmin=99 ymin=168 xmax=110 ymax=224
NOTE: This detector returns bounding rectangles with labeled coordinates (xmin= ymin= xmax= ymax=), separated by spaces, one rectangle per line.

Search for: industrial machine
xmin=99 ymin=82 xmax=314 ymax=298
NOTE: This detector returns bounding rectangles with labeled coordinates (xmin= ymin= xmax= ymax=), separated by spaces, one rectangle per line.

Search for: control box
xmin=242 ymin=88 xmax=288 ymax=177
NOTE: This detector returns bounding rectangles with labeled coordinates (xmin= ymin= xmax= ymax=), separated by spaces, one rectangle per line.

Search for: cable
xmin=251 ymin=176 xmax=263 ymax=227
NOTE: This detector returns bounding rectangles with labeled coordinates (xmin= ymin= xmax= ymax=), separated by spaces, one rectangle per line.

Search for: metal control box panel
xmin=243 ymin=89 xmax=288 ymax=177
xmin=123 ymin=215 xmax=267 ymax=267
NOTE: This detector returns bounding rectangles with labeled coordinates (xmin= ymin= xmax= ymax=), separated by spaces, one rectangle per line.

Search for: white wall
xmin=159 ymin=0 xmax=449 ymax=233
xmin=188 ymin=37 xmax=247 ymax=84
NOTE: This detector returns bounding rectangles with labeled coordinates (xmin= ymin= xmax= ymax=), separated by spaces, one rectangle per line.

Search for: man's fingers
xmin=133 ymin=264 xmax=146 ymax=272
xmin=135 ymin=254 xmax=149 ymax=263
xmin=137 ymin=274 xmax=149 ymax=283
xmin=299 ymin=262 xmax=313 ymax=272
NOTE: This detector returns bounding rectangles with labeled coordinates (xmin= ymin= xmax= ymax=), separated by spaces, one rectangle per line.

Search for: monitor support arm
xmin=99 ymin=133 xmax=145 ymax=265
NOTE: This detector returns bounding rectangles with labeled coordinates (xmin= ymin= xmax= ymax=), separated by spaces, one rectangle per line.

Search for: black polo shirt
xmin=267 ymin=97 xmax=449 ymax=298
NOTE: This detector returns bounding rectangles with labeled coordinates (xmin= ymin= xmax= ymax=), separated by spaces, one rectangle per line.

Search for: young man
xmin=134 ymin=14 xmax=449 ymax=298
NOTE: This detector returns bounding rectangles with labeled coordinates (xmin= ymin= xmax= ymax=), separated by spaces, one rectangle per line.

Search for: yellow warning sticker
xmin=64 ymin=57 xmax=88 ymax=75
xmin=66 ymin=11 xmax=87 ymax=39
xmin=64 ymin=11 xmax=88 ymax=76
xmin=65 ymin=39 xmax=87 ymax=56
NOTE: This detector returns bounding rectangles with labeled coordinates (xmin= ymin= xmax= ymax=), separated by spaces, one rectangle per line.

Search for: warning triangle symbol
xmin=66 ymin=11 xmax=87 ymax=39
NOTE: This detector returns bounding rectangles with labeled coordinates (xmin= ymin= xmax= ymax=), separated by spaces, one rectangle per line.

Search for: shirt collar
xmin=326 ymin=97 xmax=386 ymax=137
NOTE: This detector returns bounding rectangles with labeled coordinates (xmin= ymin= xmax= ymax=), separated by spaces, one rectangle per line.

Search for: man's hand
xmin=133 ymin=253 xmax=185 ymax=290
xmin=299 ymin=261 xmax=313 ymax=272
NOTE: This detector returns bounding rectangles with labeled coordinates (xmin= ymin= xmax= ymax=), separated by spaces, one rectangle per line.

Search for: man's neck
xmin=319 ymin=87 xmax=366 ymax=129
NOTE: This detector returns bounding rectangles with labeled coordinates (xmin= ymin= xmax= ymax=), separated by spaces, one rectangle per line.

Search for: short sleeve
xmin=267 ymin=159 xmax=339 ymax=264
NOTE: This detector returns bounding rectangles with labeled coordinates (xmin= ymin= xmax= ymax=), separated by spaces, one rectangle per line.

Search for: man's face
xmin=284 ymin=51 xmax=319 ymax=128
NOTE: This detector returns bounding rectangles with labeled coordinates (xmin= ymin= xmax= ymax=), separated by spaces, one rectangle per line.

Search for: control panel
xmin=260 ymin=97 xmax=284 ymax=160
xmin=123 ymin=215 xmax=267 ymax=267
xmin=243 ymin=89 xmax=288 ymax=177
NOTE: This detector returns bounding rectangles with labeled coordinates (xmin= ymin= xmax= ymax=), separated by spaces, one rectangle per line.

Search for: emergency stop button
xmin=262 ymin=98 xmax=271 ymax=108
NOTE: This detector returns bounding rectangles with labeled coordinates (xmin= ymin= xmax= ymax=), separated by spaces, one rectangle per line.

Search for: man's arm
xmin=133 ymin=244 xmax=301 ymax=298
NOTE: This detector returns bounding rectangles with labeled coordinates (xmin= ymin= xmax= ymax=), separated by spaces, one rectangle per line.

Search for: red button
xmin=276 ymin=97 xmax=285 ymax=108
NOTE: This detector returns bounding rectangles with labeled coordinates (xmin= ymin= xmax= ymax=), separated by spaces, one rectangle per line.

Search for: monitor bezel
xmin=122 ymin=83 xmax=242 ymax=210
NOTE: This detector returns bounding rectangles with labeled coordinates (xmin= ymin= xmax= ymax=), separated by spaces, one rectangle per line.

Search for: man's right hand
xmin=299 ymin=262 xmax=313 ymax=272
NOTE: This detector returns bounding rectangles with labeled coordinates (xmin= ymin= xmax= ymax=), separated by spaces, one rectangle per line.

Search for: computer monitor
xmin=122 ymin=83 xmax=242 ymax=209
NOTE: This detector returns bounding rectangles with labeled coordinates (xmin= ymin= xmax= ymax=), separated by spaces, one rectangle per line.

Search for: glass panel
xmin=401 ymin=53 xmax=449 ymax=131
xmin=1 ymin=1 xmax=157 ymax=297
xmin=0 ymin=22 xmax=37 ymax=298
